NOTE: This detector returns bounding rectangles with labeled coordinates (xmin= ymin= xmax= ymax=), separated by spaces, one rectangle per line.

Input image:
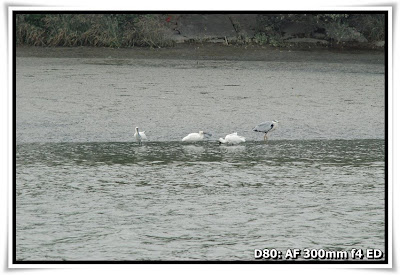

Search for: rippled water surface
xmin=16 ymin=140 xmax=385 ymax=261
xmin=16 ymin=49 xmax=386 ymax=261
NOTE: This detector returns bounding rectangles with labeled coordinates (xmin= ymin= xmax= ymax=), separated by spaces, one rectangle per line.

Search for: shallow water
xmin=15 ymin=49 xmax=386 ymax=261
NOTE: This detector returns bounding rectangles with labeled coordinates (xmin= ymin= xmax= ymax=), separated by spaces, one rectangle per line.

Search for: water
xmin=16 ymin=55 xmax=385 ymax=143
xmin=15 ymin=48 xmax=386 ymax=261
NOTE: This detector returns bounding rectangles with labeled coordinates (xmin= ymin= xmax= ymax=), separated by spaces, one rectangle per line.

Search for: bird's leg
xmin=264 ymin=134 xmax=268 ymax=142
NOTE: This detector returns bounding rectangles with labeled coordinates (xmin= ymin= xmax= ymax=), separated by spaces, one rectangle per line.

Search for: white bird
xmin=253 ymin=120 xmax=279 ymax=141
xmin=219 ymin=132 xmax=246 ymax=145
xmin=182 ymin=131 xmax=212 ymax=142
xmin=134 ymin=127 xmax=147 ymax=144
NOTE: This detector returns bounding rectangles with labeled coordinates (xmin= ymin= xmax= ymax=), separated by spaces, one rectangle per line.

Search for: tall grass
xmin=16 ymin=14 xmax=174 ymax=48
xmin=16 ymin=15 xmax=47 ymax=46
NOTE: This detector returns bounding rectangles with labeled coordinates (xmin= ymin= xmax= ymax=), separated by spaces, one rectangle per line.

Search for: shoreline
xmin=16 ymin=44 xmax=384 ymax=64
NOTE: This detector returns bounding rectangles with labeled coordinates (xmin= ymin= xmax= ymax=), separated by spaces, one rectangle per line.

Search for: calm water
xmin=16 ymin=49 xmax=386 ymax=261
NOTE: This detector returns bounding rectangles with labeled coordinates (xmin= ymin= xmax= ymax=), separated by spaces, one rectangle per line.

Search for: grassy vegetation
xmin=16 ymin=13 xmax=385 ymax=48
xmin=16 ymin=14 xmax=175 ymax=48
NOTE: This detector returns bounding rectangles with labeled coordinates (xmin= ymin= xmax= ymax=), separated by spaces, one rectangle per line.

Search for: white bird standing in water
xmin=253 ymin=120 xmax=279 ymax=141
xmin=134 ymin=127 xmax=147 ymax=144
xmin=219 ymin=132 xmax=246 ymax=145
xmin=182 ymin=131 xmax=212 ymax=142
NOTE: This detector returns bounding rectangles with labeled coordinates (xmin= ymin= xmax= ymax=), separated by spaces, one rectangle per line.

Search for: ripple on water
xmin=15 ymin=140 xmax=385 ymax=261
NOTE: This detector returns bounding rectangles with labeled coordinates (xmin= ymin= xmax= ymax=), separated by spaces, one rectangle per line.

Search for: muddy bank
xmin=16 ymin=44 xmax=384 ymax=64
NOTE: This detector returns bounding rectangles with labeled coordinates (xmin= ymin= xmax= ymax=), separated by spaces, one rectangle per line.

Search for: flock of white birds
xmin=134 ymin=120 xmax=279 ymax=145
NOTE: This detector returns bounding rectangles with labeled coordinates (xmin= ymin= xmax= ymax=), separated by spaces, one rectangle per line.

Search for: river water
xmin=15 ymin=47 xmax=386 ymax=261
